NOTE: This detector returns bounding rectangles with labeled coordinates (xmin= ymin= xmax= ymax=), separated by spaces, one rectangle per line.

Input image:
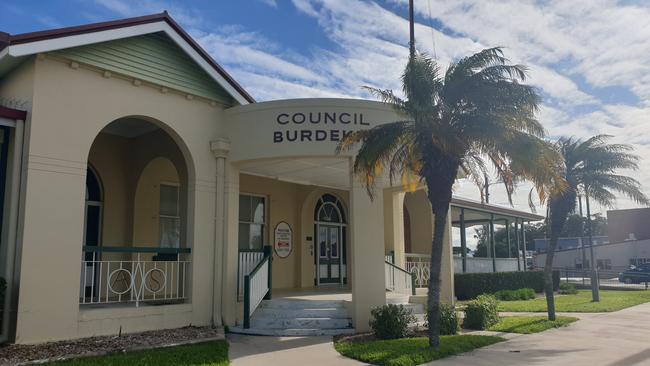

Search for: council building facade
xmin=0 ymin=13 xmax=539 ymax=344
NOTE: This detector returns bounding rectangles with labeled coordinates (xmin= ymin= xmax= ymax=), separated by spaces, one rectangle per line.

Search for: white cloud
xmin=93 ymin=0 xmax=650 ymax=213
xmin=259 ymin=0 xmax=277 ymax=7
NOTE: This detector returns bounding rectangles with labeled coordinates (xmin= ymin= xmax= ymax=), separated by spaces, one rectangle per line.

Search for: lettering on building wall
xmin=273 ymin=112 xmax=371 ymax=143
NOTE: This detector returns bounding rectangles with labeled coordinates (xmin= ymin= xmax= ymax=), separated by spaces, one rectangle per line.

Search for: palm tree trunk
xmin=426 ymin=206 xmax=449 ymax=348
xmin=544 ymin=232 xmax=559 ymax=321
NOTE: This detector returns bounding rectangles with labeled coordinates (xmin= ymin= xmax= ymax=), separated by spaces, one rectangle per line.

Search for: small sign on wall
xmin=274 ymin=221 xmax=293 ymax=258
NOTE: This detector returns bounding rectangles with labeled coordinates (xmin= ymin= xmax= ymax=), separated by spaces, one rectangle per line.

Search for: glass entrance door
xmin=317 ymin=224 xmax=341 ymax=284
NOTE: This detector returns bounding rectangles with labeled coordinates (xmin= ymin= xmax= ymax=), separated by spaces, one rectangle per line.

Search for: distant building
xmin=607 ymin=207 xmax=650 ymax=243
xmin=534 ymin=239 xmax=650 ymax=271
xmin=534 ymin=236 xmax=609 ymax=253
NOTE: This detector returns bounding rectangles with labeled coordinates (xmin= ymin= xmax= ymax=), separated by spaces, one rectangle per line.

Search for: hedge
xmin=455 ymin=271 xmax=560 ymax=300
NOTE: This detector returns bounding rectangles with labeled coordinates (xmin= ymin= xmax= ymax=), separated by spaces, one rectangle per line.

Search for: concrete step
xmin=250 ymin=317 xmax=352 ymax=330
xmin=229 ymin=326 xmax=355 ymax=337
xmin=386 ymin=294 xmax=412 ymax=304
xmin=253 ymin=307 xmax=350 ymax=319
xmin=257 ymin=299 xmax=347 ymax=310
xmin=402 ymin=302 xmax=424 ymax=315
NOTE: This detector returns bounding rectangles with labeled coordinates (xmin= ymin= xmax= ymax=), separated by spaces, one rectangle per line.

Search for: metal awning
xmin=450 ymin=197 xmax=544 ymax=228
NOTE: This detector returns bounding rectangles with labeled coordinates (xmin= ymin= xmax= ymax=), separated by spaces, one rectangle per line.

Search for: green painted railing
xmin=243 ymin=245 xmax=272 ymax=329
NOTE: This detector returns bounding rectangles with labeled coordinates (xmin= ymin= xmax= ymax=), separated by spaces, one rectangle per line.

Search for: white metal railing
xmin=243 ymin=254 xmax=271 ymax=328
xmin=405 ymin=253 xmax=431 ymax=287
xmin=238 ymin=250 xmax=265 ymax=297
xmin=453 ymin=257 xmax=521 ymax=273
xmin=80 ymin=247 xmax=190 ymax=307
xmin=385 ymin=261 xmax=414 ymax=296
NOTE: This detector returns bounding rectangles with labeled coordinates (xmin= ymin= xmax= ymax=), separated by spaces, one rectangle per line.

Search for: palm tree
xmin=543 ymin=135 xmax=649 ymax=319
xmin=338 ymin=48 xmax=561 ymax=348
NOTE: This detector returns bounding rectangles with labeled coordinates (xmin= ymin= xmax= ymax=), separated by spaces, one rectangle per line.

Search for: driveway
xmin=229 ymin=301 xmax=650 ymax=366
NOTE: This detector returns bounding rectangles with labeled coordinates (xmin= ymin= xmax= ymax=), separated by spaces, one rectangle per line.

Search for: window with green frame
xmin=239 ymin=194 xmax=266 ymax=250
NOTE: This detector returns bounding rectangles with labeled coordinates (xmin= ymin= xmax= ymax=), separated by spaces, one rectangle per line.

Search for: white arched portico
xmin=221 ymin=98 xmax=407 ymax=331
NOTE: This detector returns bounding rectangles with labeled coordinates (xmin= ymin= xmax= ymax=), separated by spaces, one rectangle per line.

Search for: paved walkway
xmin=229 ymin=302 xmax=650 ymax=366
xmin=228 ymin=334 xmax=363 ymax=366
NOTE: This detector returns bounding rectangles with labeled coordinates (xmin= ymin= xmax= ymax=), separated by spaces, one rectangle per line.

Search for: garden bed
xmin=0 ymin=326 xmax=223 ymax=365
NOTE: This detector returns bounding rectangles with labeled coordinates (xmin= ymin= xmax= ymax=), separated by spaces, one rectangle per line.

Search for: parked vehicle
xmin=618 ymin=263 xmax=650 ymax=284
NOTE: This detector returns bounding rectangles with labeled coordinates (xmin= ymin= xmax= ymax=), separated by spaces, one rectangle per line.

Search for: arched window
xmin=314 ymin=193 xmax=346 ymax=223
xmin=84 ymin=166 xmax=103 ymax=248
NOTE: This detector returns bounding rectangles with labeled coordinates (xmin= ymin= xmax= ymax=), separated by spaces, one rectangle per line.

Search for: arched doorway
xmin=314 ymin=194 xmax=347 ymax=285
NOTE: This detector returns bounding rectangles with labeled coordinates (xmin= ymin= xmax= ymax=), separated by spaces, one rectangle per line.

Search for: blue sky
xmin=2 ymin=0 xmax=650 ymax=214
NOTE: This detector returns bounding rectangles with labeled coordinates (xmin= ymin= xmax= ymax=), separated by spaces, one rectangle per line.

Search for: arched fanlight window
xmin=314 ymin=194 xmax=346 ymax=223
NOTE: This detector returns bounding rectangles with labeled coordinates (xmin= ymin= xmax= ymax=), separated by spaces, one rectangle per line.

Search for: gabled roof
xmin=0 ymin=12 xmax=254 ymax=105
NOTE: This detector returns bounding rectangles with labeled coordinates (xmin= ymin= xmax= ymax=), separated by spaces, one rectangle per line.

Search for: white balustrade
xmin=80 ymin=251 xmax=190 ymax=307
xmin=248 ymin=259 xmax=269 ymax=315
xmin=385 ymin=261 xmax=413 ymax=296
xmin=238 ymin=251 xmax=265 ymax=297
xmin=405 ymin=253 xmax=431 ymax=287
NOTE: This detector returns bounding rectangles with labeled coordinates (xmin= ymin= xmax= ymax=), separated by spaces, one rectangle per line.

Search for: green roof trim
xmin=52 ymin=32 xmax=235 ymax=105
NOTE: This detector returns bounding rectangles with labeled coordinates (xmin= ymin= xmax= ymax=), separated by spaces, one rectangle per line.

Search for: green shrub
xmin=558 ymin=282 xmax=578 ymax=295
xmin=464 ymin=294 xmax=500 ymax=330
xmin=494 ymin=288 xmax=536 ymax=301
xmin=424 ymin=303 xmax=461 ymax=335
xmin=455 ymin=271 xmax=560 ymax=300
xmin=369 ymin=304 xmax=415 ymax=339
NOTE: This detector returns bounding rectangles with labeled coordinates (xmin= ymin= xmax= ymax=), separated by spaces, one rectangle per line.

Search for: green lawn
xmin=335 ymin=335 xmax=504 ymax=366
xmin=498 ymin=290 xmax=650 ymax=312
xmin=47 ymin=341 xmax=229 ymax=366
xmin=488 ymin=316 xmax=578 ymax=334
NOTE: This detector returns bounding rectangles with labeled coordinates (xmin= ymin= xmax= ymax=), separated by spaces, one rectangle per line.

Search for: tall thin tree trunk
xmin=544 ymin=232 xmax=559 ymax=321
xmin=426 ymin=206 xmax=449 ymax=348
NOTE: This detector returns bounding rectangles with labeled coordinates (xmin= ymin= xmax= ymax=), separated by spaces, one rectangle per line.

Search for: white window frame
xmin=159 ymin=182 xmax=181 ymax=248
xmin=238 ymin=192 xmax=267 ymax=250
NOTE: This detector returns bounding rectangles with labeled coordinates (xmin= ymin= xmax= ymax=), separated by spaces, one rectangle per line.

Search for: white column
xmin=350 ymin=168 xmax=386 ymax=332
xmin=383 ymin=189 xmax=405 ymax=267
xmin=222 ymin=161 xmax=240 ymax=325
xmin=210 ymin=138 xmax=230 ymax=326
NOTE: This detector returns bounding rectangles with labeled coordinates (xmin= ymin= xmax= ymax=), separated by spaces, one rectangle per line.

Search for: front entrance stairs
xmin=229 ymin=291 xmax=428 ymax=336
xmin=230 ymin=298 xmax=355 ymax=336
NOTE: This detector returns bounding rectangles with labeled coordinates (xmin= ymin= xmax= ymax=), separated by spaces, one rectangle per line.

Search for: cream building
xmin=0 ymin=13 xmax=539 ymax=344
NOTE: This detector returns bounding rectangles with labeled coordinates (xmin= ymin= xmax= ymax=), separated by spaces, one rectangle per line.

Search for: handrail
xmin=385 ymin=260 xmax=410 ymax=274
xmin=249 ymin=254 xmax=269 ymax=277
xmin=243 ymin=246 xmax=272 ymax=329
xmin=385 ymin=260 xmax=416 ymax=296
xmin=82 ymin=246 xmax=191 ymax=254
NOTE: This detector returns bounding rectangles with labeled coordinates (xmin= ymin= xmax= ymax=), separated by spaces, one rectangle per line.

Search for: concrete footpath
xmin=229 ymin=302 xmax=650 ymax=366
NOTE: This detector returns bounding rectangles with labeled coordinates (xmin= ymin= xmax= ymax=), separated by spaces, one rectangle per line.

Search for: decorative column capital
xmin=210 ymin=138 xmax=231 ymax=159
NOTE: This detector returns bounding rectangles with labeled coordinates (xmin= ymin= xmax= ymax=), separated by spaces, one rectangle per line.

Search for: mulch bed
xmin=0 ymin=326 xmax=223 ymax=365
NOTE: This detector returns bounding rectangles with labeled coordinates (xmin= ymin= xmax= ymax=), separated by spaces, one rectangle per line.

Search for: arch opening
xmin=81 ymin=117 xmax=192 ymax=306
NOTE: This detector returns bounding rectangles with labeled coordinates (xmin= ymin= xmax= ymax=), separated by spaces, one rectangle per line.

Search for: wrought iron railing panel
xmin=80 ymin=247 xmax=190 ymax=307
